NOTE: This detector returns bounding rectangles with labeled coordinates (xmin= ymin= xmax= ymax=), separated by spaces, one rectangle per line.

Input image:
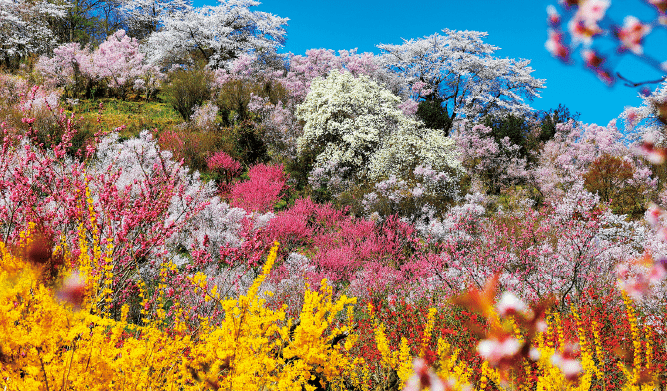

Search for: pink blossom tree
xmin=454 ymin=123 xmax=529 ymax=195
xmin=229 ymin=163 xmax=288 ymax=213
xmin=92 ymin=30 xmax=146 ymax=99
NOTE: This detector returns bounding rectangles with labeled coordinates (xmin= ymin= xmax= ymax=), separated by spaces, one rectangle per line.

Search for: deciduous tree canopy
xmin=377 ymin=29 xmax=546 ymax=133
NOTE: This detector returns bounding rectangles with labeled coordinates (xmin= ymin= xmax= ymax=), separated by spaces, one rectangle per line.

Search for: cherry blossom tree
xmin=92 ymin=30 xmax=145 ymax=99
xmin=377 ymin=29 xmax=546 ymax=134
xmin=0 ymin=0 xmax=68 ymax=68
xmin=534 ymin=120 xmax=656 ymax=207
xmin=142 ymin=0 xmax=288 ymax=69
xmin=35 ymin=42 xmax=99 ymax=98
xmin=118 ymin=0 xmax=191 ymax=39
xmin=454 ymin=123 xmax=529 ymax=195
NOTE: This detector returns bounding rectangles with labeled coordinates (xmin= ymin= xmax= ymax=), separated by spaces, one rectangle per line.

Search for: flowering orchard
xmin=2 ymin=0 xmax=667 ymax=389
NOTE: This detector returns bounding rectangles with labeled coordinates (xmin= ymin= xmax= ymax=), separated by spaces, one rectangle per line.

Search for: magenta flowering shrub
xmin=0 ymin=98 xmax=255 ymax=319
xmin=207 ymin=150 xmax=241 ymax=183
xmin=229 ymin=163 xmax=288 ymax=212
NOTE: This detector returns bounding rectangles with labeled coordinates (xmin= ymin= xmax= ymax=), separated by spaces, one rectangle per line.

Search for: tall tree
xmin=142 ymin=0 xmax=288 ymax=69
xmin=0 ymin=0 xmax=68 ymax=68
xmin=118 ymin=0 xmax=190 ymax=40
xmin=377 ymin=29 xmax=545 ymax=133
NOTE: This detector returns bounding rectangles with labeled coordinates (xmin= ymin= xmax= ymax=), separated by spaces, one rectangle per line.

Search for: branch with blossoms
xmin=546 ymin=0 xmax=667 ymax=87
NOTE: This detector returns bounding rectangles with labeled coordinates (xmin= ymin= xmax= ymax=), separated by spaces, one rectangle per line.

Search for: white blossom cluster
xmin=0 ymin=0 xmax=68 ymax=59
xmin=377 ymin=29 xmax=545 ymax=122
xmin=142 ymin=0 xmax=288 ymax=68
xmin=296 ymin=71 xmax=461 ymax=188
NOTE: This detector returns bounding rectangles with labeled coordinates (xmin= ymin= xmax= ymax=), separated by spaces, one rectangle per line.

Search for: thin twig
xmin=616 ymin=72 xmax=666 ymax=88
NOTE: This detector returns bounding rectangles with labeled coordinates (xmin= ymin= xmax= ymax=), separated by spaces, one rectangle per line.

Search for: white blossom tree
xmin=118 ymin=0 xmax=191 ymax=40
xmin=377 ymin=29 xmax=546 ymax=133
xmin=296 ymin=71 xmax=460 ymax=188
xmin=142 ymin=0 xmax=288 ymax=69
xmin=0 ymin=0 xmax=68 ymax=67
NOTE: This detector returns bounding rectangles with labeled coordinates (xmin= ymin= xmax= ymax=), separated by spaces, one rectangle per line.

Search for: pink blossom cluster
xmin=207 ymin=151 xmax=241 ymax=177
xmin=545 ymin=0 xmax=664 ymax=86
xmin=36 ymin=30 xmax=165 ymax=99
xmin=454 ymin=123 xmax=528 ymax=194
xmin=535 ymin=120 xmax=655 ymax=205
xmin=230 ymin=164 xmax=288 ymax=212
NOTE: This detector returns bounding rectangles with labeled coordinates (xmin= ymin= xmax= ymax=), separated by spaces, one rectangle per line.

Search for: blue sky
xmin=197 ymin=0 xmax=666 ymax=126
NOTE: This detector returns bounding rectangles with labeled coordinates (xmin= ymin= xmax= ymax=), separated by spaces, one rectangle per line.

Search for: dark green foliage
xmin=163 ymin=66 xmax=214 ymax=120
xmin=232 ymin=120 xmax=269 ymax=166
xmin=216 ymin=78 xmax=289 ymax=127
xmin=416 ymin=97 xmax=453 ymax=136
xmin=482 ymin=113 xmax=531 ymax=158
xmin=538 ymin=103 xmax=580 ymax=142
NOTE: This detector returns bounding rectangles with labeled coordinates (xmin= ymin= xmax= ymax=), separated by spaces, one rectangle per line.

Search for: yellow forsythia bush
xmin=0 ymin=230 xmax=359 ymax=391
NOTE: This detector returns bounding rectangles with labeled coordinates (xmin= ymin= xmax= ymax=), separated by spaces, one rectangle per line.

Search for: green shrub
xmin=163 ymin=66 xmax=213 ymax=120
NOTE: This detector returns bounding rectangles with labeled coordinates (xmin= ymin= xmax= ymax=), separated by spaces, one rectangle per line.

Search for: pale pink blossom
xmin=551 ymin=354 xmax=583 ymax=381
xmin=57 ymin=272 xmax=86 ymax=308
xmin=577 ymin=0 xmax=610 ymax=25
xmin=477 ymin=337 xmax=522 ymax=366
xmin=496 ymin=292 xmax=528 ymax=316
xmin=547 ymin=5 xmax=562 ymax=27
xmin=581 ymin=49 xmax=604 ymax=68
xmin=403 ymin=358 xmax=446 ymax=391
xmin=546 ymin=30 xmax=571 ymax=61
xmin=616 ymin=16 xmax=652 ymax=54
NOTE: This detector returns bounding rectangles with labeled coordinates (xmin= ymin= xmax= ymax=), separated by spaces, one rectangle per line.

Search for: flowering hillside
xmin=2 ymin=0 xmax=667 ymax=389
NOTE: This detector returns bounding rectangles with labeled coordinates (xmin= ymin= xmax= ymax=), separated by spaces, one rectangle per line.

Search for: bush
xmin=583 ymin=154 xmax=647 ymax=217
xmin=215 ymin=78 xmax=289 ymax=126
xmin=163 ymin=65 xmax=213 ymax=120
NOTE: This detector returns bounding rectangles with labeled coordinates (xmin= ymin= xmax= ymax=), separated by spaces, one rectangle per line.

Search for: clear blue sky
xmin=196 ymin=0 xmax=666 ymax=126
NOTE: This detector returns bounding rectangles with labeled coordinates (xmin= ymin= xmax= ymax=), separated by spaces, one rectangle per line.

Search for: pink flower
xmin=577 ymin=0 xmax=610 ymax=24
xmin=546 ymin=30 xmax=571 ymax=62
xmin=582 ymin=49 xmax=605 ymax=68
xmin=496 ymin=292 xmax=528 ymax=316
xmin=568 ymin=18 xmax=603 ymax=44
xmin=403 ymin=358 xmax=446 ymax=391
xmin=636 ymin=141 xmax=667 ymax=164
xmin=477 ymin=337 xmax=522 ymax=366
xmin=551 ymin=354 xmax=582 ymax=381
xmin=625 ymin=108 xmax=639 ymax=127
xmin=547 ymin=5 xmax=562 ymax=27
xmin=565 ymin=0 xmax=609 ymax=44
xmin=207 ymin=151 xmax=241 ymax=175
xmin=616 ymin=253 xmax=667 ymax=300
xmin=647 ymin=0 xmax=667 ymax=14
xmin=593 ymin=68 xmax=615 ymax=86
xmin=615 ymin=16 xmax=652 ymax=54
xmin=57 ymin=272 xmax=86 ymax=309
